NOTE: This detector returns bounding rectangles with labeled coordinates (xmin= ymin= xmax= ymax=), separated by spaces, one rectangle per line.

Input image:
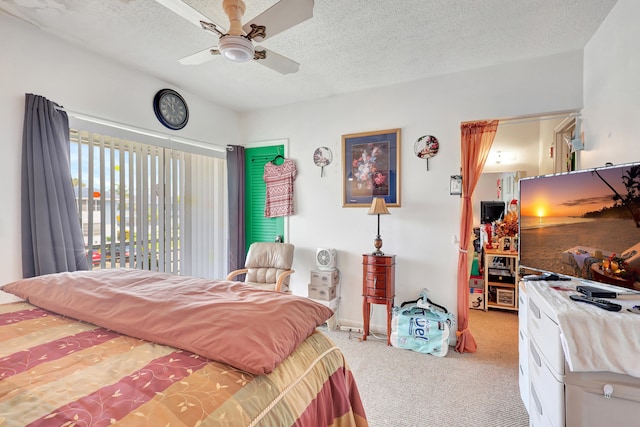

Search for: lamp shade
xmin=367 ymin=197 xmax=390 ymax=215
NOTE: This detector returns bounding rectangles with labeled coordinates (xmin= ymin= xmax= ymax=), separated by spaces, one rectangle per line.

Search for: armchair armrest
xmin=226 ymin=268 xmax=249 ymax=281
xmin=227 ymin=268 xmax=295 ymax=293
xmin=275 ymin=269 xmax=295 ymax=292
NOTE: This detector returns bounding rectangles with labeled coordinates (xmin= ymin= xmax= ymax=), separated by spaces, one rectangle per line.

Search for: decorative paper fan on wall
xmin=414 ymin=135 xmax=439 ymax=171
xmin=313 ymin=147 xmax=332 ymax=177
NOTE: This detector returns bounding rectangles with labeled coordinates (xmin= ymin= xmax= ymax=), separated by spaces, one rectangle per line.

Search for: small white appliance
xmin=316 ymin=248 xmax=337 ymax=271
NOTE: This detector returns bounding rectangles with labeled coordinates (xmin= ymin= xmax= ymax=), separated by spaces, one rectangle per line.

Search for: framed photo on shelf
xmin=500 ymin=237 xmax=512 ymax=252
xmin=342 ymin=128 xmax=401 ymax=207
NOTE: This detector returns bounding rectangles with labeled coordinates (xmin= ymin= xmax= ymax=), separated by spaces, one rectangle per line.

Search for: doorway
xmin=471 ymin=111 xmax=579 ymax=312
xmin=245 ymin=145 xmax=286 ymax=251
xmin=477 ymin=111 xmax=579 ymax=224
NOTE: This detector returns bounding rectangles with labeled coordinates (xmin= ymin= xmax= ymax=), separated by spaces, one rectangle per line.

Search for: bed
xmin=0 ymin=269 xmax=368 ymax=426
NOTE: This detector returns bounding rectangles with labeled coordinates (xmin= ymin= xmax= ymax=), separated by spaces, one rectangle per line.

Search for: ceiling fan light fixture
xmin=219 ymin=35 xmax=254 ymax=62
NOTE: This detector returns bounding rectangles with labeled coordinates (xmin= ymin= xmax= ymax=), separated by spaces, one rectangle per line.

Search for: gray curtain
xmin=227 ymin=145 xmax=246 ymax=273
xmin=22 ymin=93 xmax=89 ymax=277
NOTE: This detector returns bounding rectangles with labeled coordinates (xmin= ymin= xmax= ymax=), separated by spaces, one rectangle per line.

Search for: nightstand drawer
xmin=365 ymin=274 xmax=387 ymax=294
xmin=364 ymin=256 xmax=394 ymax=266
xmin=364 ymin=286 xmax=387 ymax=298
xmin=366 ymin=272 xmax=387 ymax=284
xmin=366 ymin=264 xmax=390 ymax=274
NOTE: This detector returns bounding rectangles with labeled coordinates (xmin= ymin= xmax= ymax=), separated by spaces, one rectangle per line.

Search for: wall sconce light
xmin=492 ymin=150 xmax=518 ymax=164
xmin=367 ymin=197 xmax=390 ymax=255
xmin=450 ymin=175 xmax=462 ymax=195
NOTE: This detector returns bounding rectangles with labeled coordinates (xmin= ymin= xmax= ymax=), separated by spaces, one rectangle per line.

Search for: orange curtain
xmin=455 ymin=120 xmax=499 ymax=353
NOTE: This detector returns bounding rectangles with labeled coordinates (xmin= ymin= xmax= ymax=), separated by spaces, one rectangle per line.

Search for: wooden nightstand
xmin=362 ymin=254 xmax=396 ymax=345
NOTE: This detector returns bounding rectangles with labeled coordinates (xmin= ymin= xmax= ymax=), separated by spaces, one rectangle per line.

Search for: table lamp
xmin=368 ymin=197 xmax=391 ymax=255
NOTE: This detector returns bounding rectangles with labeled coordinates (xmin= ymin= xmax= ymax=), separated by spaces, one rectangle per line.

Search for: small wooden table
xmin=362 ymin=254 xmax=396 ymax=345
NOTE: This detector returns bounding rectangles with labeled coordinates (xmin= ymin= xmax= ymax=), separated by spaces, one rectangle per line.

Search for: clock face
xmin=153 ymin=89 xmax=189 ymax=130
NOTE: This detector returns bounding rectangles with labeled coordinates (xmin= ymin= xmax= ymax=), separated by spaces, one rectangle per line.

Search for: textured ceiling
xmin=1 ymin=0 xmax=617 ymax=112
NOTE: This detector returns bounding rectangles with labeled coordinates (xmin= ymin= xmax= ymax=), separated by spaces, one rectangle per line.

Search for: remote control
xmin=570 ymin=294 xmax=622 ymax=312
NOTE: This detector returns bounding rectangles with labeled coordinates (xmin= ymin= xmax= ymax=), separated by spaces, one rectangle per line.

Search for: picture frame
xmin=501 ymin=237 xmax=512 ymax=252
xmin=342 ymin=128 xmax=401 ymax=207
xmin=450 ymin=175 xmax=462 ymax=195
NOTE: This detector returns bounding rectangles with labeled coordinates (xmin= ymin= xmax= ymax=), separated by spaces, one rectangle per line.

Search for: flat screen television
xmin=518 ymin=162 xmax=640 ymax=292
xmin=480 ymin=201 xmax=505 ymax=224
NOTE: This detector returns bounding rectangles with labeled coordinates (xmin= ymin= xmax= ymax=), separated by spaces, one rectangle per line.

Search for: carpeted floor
xmin=322 ymin=309 xmax=529 ymax=426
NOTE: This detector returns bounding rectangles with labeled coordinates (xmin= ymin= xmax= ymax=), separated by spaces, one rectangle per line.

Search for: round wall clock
xmin=153 ymin=89 xmax=189 ymax=130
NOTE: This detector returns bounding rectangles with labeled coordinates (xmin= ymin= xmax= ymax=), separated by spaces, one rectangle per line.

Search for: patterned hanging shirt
xmin=264 ymin=159 xmax=297 ymax=217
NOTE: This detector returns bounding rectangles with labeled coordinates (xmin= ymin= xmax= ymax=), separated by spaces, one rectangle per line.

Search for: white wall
xmin=582 ymin=0 xmax=640 ymax=168
xmin=538 ymin=117 xmax=565 ymax=175
xmin=483 ymin=121 xmax=540 ymax=175
xmin=0 ymin=12 xmax=239 ymax=285
xmin=241 ymin=53 xmax=584 ymax=331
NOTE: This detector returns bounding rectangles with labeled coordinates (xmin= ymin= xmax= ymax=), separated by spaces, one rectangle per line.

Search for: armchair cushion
xmin=245 ymin=242 xmax=294 ymax=270
xmin=246 ymin=267 xmax=290 ymax=285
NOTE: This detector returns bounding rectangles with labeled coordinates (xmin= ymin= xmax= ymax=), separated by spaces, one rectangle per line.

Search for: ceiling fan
xmin=155 ymin=0 xmax=314 ymax=74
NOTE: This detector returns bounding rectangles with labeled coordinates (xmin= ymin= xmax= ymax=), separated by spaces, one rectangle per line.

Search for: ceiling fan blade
xmin=243 ymin=0 xmax=314 ymax=42
xmin=154 ymin=0 xmax=227 ymax=32
xmin=178 ymin=47 xmax=220 ymax=65
xmin=254 ymin=47 xmax=300 ymax=74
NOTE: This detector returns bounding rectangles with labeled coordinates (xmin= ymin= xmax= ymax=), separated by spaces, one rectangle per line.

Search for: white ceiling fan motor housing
xmin=316 ymin=248 xmax=337 ymax=271
xmin=219 ymin=35 xmax=254 ymax=62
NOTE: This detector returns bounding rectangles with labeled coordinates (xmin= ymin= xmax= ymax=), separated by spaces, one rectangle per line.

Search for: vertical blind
xmin=70 ymin=129 xmax=227 ymax=279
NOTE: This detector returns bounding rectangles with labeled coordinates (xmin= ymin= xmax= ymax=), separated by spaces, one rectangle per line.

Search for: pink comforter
xmin=2 ymin=269 xmax=334 ymax=375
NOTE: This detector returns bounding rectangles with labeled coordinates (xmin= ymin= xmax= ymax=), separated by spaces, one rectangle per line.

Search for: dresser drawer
xmin=566 ymin=370 xmax=640 ymax=427
xmin=529 ymin=338 xmax=564 ymax=427
xmin=518 ymin=281 xmax=528 ymax=333
xmin=518 ymin=329 xmax=529 ymax=413
xmin=528 ymin=296 xmax=565 ymax=377
xmin=529 ymin=383 xmax=556 ymax=427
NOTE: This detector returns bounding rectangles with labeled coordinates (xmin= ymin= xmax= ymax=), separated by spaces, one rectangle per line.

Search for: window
xmin=70 ymin=129 xmax=227 ymax=279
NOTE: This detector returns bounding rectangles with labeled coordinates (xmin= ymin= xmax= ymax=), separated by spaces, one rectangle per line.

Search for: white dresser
xmin=519 ymin=280 xmax=640 ymax=427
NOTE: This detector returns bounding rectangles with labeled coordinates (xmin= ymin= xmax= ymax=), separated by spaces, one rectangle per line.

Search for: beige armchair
xmin=226 ymin=242 xmax=295 ymax=292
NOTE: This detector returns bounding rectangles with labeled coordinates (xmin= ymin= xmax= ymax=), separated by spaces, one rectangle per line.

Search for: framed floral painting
xmin=342 ymin=128 xmax=401 ymax=207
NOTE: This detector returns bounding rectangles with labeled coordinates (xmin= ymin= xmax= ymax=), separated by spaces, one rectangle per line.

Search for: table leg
xmin=386 ymin=299 xmax=393 ymax=346
xmin=362 ymin=300 xmax=370 ymax=341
